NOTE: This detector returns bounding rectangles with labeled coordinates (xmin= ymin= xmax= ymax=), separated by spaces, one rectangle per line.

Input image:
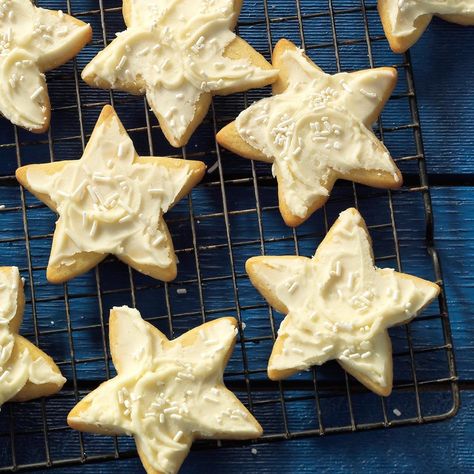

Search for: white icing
xmin=70 ymin=307 xmax=261 ymax=474
xmin=25 ymin=111 xmax=196 ymax=271
xmin=82 ymin=0 xmax=277 ymax=145
xmin=0 ymin=0 xmax=90 ymax=131
xmin=388 ymin=0 xmax=474 ymax=37
xmin=235 ymin=48 xmax=399 ymax=219
xmin=248 ymin=209 xmax=439 ymax=391
xmin=0 ymin=267 xmax=65 ymax=406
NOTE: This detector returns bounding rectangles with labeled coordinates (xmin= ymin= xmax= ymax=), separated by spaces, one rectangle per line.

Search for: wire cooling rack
xmin=0 ymin=0 xmax=459 ymax=471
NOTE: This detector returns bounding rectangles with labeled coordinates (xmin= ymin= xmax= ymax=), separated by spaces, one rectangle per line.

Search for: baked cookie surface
xmin=217 ymin=39 xmax=402 ymax=227
xmin=82 ymin=0 xmax=277 ymax=148
xmin=246 ymin=208 xmax=440 ymax=396
xmin=379 ymin=0 xmax=474 ymax=53
xmin=68 ymin=307 xmax=262 ymax=474
xmin=0 ymin=0 xmax=91 ymax=132
xmin=16 ymin=105 xmax=206 ymax=284
xmin=0 ymin=266 xmax=65 ymax=407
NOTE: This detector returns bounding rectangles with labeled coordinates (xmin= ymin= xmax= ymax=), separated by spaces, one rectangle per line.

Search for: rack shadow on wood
xmin=0 ymin=0 xmax=458 ymax=471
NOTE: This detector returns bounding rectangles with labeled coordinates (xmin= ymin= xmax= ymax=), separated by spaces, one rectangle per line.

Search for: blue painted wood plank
xmin=431 ymin=187 xmax=474 ymax=380
xmin=410 ymin=21 xmax=474 ymax=177
xmin=32 ymin=391 xmax=474 ymax=473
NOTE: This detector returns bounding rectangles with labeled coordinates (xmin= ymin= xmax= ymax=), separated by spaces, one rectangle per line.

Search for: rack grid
xmin=0 ymin=0 xmax=459 ymax=471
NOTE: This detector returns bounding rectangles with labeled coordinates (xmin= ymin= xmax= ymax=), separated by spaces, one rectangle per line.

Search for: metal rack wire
xmin=0 ymin=0 xmax=459 ymax=471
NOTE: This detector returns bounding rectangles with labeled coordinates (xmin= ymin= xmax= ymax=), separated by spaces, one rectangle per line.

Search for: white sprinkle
xmin=359 ymin=295 xmax=371 ymax=305
xmin=393 ymin=173 xmax=400 ymax=183
xmin=152 ymin=235 xmax=164 ymax=247
xmin=322 ymin=345 xmax=334 ymax=353
xmin=149 ymin=188 xmax=164 ymax=195
xmin=72 ymin=179 xmax=87 ymax=199
xmin=287 ymin=281 xmax=298 ymax=294
xmin=207 ymin=161 xmax=219 ymax=174
xmin=90 ymin=220 xmax=98 ymax=237
xmin=173 ymin=430 xmax=184 ymax=442
xmin=292 ymin=347 xmax=304 ymax=355
xmin=170 ymin=414 xmax=182 ymax=420
xmin=137 ymin=46 xmax=150 ymax=56
xmin=159 ymin=413 xmax=165 ymax=423
xmin=177 ymin=372 xmax=195 ymax=381
xmin=292 ymin=146 xmax=302 ymax=156
xmin=164 ymin=407 xmax=178 ymax=414
xmin=30 ymin=86 xmax=44 ymax=100
xmin=57 ymin=26 xmax=69 ymax=37
xmin=347 ymin=272 xmax=355 ymax=290
xmin=349 ymin=353 xmax=361 ymax=359
xmin=177 ymin=288 xmax=187 ymax=295
xmin=86 ymin=185 xmax=99 ymax=204
xmin=360 ymin=88 xmax=377 ymax=99
xmin=251 ymin=448 xmax=258 ymax=455
xmin=116 ymin=55 xmax=127 ymax=70
xmin=117 ymin=142 xmax=127 ymax=158
xmin=361 ymin=351 xmax=371 ymax=359
xmin=393 ymin=408 xmax=402 ymax=417
xmin=340 ymin=80 xmax=353 ymax=93
xmin=119 ymin=214 xmax=132 ymax=223
xmin=176 ymin=93 xmax=184 ymax=99
xmin=93 ymin=173 xmax=111 ymax=183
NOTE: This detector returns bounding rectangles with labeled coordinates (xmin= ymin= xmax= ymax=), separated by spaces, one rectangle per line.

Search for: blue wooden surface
xmin=0 ymin=0 xmax=473 ymax=473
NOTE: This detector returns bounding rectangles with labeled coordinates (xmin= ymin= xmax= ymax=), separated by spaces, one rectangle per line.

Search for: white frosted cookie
xmin=246 ymin=208 xmax=440 ymax=396
xmin=68 ymin=307 xmax=262 ymax=474
xmin=217 ymin=39 xmax=402 ymax=227
xmin=0 ymin=0 xmax=92 ymax=132
xmin=0 ymin=266 xmax=65 ymax=407
xmin=16 ymin=105 xmax=206 ymax=284
xmin=81 ymin=0 xmax=278 ymax=148
xmin=379 ymin=0 xmax=474 ymax=53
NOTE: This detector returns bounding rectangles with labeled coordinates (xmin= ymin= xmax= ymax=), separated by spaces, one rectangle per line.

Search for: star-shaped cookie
xmin=16 ymin=105 xmax=206 ymax=284
xmin=379 ymin=0 xmax=474 ymax=53
xmin=246 ymin=208 xmax=440 ymax=396
xmin=81 ymin=0 xmax=277 ymax=148
xmin=0 ymin=266 xmax=65 ymax=407
xmin=0 ymin=0 xmax=92 ymax=132
xmin=68 ymin=307 xmax=262 ymax=474
xmin=217 ymin=39 xmax=402 ymax=227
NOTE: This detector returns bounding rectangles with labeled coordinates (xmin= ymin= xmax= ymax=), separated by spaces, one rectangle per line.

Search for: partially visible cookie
xmin=68 ymin=307 xmax=262 ymax=474
xmin=0 ymin=1 xmax=92 ymax=132
xmin=82 ymin=0 xmax=277 ymax=148
xmin=0 ymin=266 xmax=65 ymax=407
xmin=16 ymin=105 xmax=206 ymax=284
xmin=246 ymin=208 xmax=440 ymax=396
xmin=217 ymin=39 xmax=401 ymax=227
xmin=378 ymin=0 xmax=474 ymax=53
